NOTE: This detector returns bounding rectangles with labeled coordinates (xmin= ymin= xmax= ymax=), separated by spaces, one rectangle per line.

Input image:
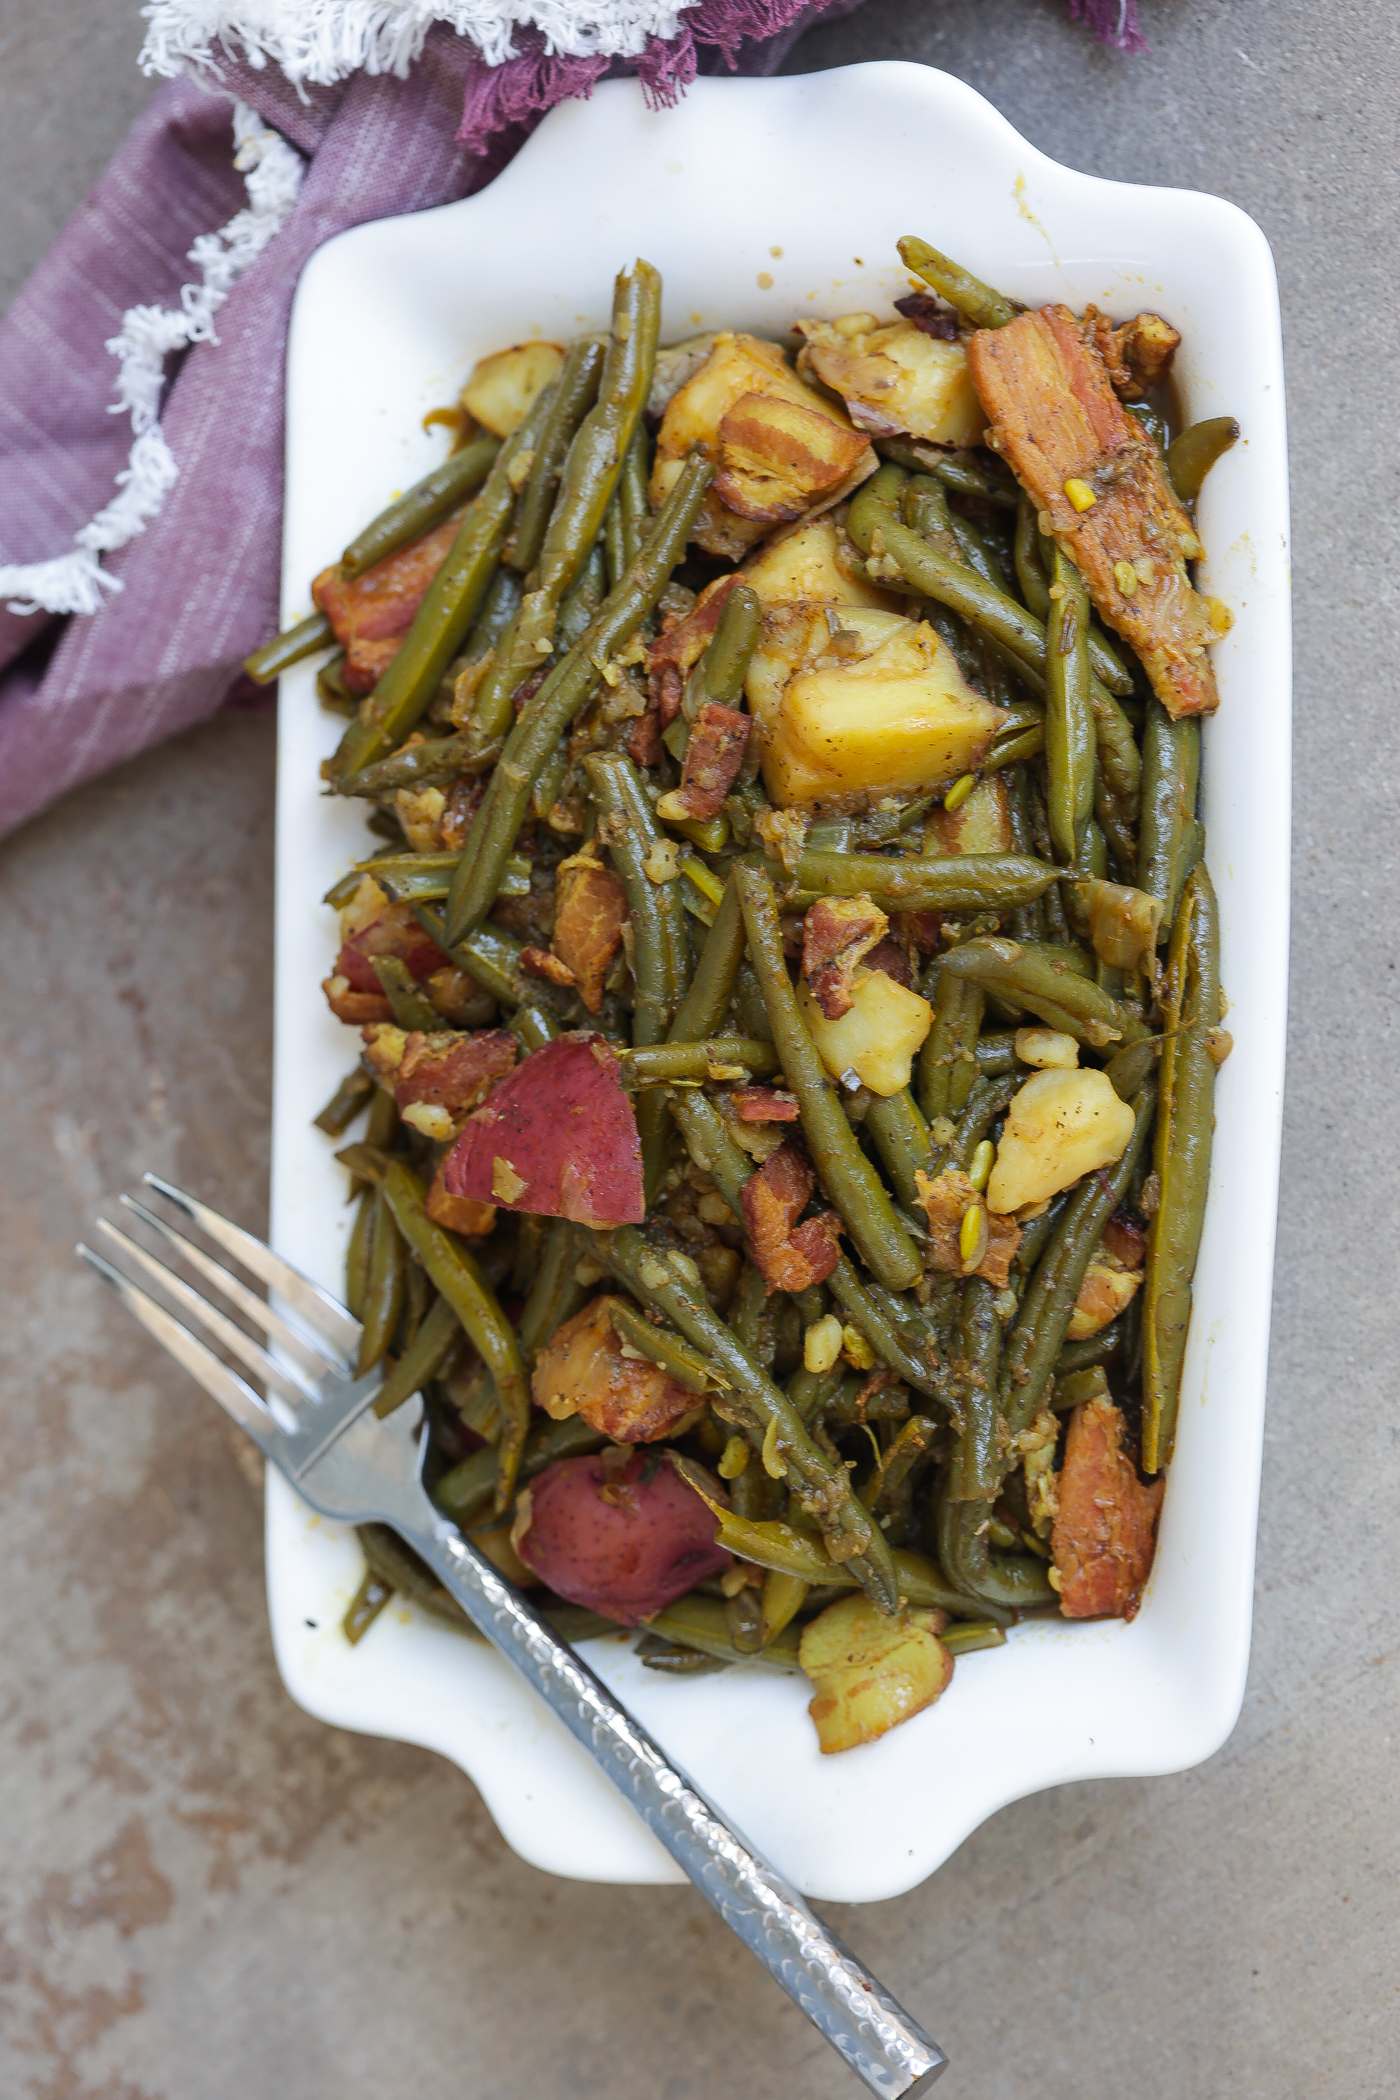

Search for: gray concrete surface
xmin=1 ymin=1 xmax=1396 ymax=2094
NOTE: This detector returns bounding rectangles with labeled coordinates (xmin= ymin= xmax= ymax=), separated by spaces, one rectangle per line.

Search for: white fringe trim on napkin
xmin=140 ymin=0 xmax=700 ymax=84
xmin=1 ymin=101 xmax=303 ymax=619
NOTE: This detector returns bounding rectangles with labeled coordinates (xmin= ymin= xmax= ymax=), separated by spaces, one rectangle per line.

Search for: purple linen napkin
xmin=0 ymin=0 xmax=1140 ymax=838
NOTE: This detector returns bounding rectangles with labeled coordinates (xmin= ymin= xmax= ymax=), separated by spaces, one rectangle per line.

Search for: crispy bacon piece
xmin=442 ymin=1033 xmax=645 ymax=1227
xmin=550 ymin=854 xmax=629 ymax=1014
xmin=425 ymin=1161 xmax=496 ymax=1239
xmin=511 ymin=1450 xmax=732 ymax=1626
xmin=893 ymin=292 xmax=960 ymax=342
xmin=646 ymin=575 xmax=742 ymax=708
xmin=864 ymin=936 xmax=912 ymax=988
xmin=521 ymin=945 xmax=576 ymax=989
xmin=313 ymin=516 xmax=459 ymax=694
xmin=532 ymin=1297 xmax=701 ymax=1444
xmin=395 ymin=1029 xmax=516 ymax=1116
xmin=893 ymin=909 xmax=944 ymax=955
xmin=1084 ymin=306 xmax=1181 ymax=401
xmin=967 ymin=305 xmax=1218 ymax=719
xmin=1102 ymin=1210 xmax=1147 ymax=1268
xmin=731 ymin=1087 xmax=800 ymax=1124
xmin=322 ymin=976 xmax=392 ymax=1025
xmin=714 ymin=391 xmax=874 ymax=524
xmin=914 ymin=1167 xmax=1023 ymax=1290
xmin=740 ymin=1141 xmax=842 ymax=1294
xmin=1052 ymin=1395 xmax=1165 ymax=1621
xmin=667 ymin=702 xmax=752 ymax=822
xmin=800 ymin=895 xmax=889 ymax=1021
xmin=335 ymin=898 xmax=450 ymax=993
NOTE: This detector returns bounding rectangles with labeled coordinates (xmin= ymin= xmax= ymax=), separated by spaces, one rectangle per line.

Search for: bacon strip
xmin=967 ymin=306 xmax=1218 ymax=719
xmin=550 ymin=855 xmax=628 ymax=1013
xmin=313 ymin=516 xmax=459 ymax=694
xmin=1051 ymin=1395 xmax=1165 ymax=1621
xmin=914 ymin=1167 xmax=1022 ymax=1290
xmin=740 ymin=1141 xmax=842 ymax=1294
xmin=669 ymin=702 xmax=752 ymax=822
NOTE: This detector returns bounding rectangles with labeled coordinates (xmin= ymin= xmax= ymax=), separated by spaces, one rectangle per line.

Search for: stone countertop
xmin=0 ymin=2 xmax=1394 ymax=2093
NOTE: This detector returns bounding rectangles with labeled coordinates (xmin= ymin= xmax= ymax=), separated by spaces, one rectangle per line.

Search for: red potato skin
xmin=313 ymin=515 xmax=459 ymax=694
xmin=511 ymin=1452 xmax=733 ymax=1626
xmin=337 ymin=900 xmax=451 ymax=992
xmin=441 ymin=1033 xmax=646 ymax=1227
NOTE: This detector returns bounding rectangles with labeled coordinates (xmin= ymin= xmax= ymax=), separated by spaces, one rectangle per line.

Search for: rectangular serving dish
xmin=268 ymin=61 xmax=1290 ymax=1903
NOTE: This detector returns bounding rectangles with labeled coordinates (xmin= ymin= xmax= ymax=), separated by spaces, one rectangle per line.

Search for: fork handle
xmin=401 ymin=1517 xmax=945 ymax=2097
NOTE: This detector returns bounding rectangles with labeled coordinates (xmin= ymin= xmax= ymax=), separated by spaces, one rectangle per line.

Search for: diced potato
xmin=648 ymin=332 xmax=719 ymax=419
xmin=649 ymin=332 xmax=869 ymax=560
xmin=799 ymin=1593 xmax=953 ymax=1754
xmin=924 ymin=773 xmax=1015 ymax=855
xmin=460 ymin=341 xmax=565 ymax=437
xmin=745 ymin=605 xmax=906 ymax=745
xmin=714 ymin=391 xmax=873 ymax=524
xmin=986 ymin=1068 xmax=1136 ymax=1215
xmin=742 ymin=512 xmax=899 ymax=613
xmin=764 ymin=615 xmax=1004 ymax=809
xmin=1066 ymin=1258 xmax=1143 ymax=1339
xmin=795 ymin=315 xmax=985 ymax=448
xmin=798 ymin=969 xmax=932 ymax=1097
xmin=1015 ymin=1027 xmax=1079 ymax=1070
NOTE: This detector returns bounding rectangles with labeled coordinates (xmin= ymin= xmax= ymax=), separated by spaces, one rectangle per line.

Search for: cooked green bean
xmin=336 ymin=734 xmax=488 ymax=800
xmin=370 ymin=955 xmax=441 ymax=1032
xmin=974 ymin=1031 xmax=1022 ymax=1077
xmin=541 ymin=264 xmax=661 ymax=595
xmin=378 ymin=1160 xmax=529 ymax=1512
xmin=700 ymin=582 xmax=762 ymax=706
xmin=667 ymin=878 xmax=746 ymax=1044
xmin=863 ymin=1088 xmax=937 ymax=1209
xmin=356 ymin=1188 xmax=406 ymax=1374
xmin=1142 ymin=865 xmax=1220 ymax=1471
xmin=733 ymin=860 xmax=922 ymax=1293
xmin=344 ymin=1185 xmax=375 ymax=1322
xmin=897 ymin=235 xmax=1019 ymax=329
xmin=648 ymin=1593 xmax=805 ymax=1672
xmin=785 ymin=850 xmax=1060 ymax=913
xmin=507 ymin=335 xmax=607 ymax=577
xmin=333 ymin=388 xmax=554 ymax=779
xmin=1165 ymin=417 xmax=1240 ymax=506
xmin=621 ymin=1039 xmax=780 ymax=1086
xmin=314 ymin=1066 xmax=373 ymax=1136
xmin=938 ymin=936 xmax=1151 ymax=1048
xmin=342 ymin=1566 xmax=394 ymax=1644
xmin=373 ymin=1292 xmax=460 ymax=1418
xmin=433 ymin=1411 xmax=604 ymax=1526
xmin=1045 ymin=546 xmax=1095 ymax=864
xmin=919 ymin=971 xmax=985 ymax=1122
xmin=608 ymin=1298 xmax=727 ymax=1394
xmin=940 ymin=1621 xmax=1008 ymax=1656
xmin=443 ymin=450 xmax=714 ymax=946
xmin=1053 ymin=1319 xmax=1128 ymax=1377
xmin=244 ymin=610 xmax=333 ymax=685
xmin=1138 ymin=699 xmax=1201 ymax=938
xmin=340 ymin=432 xmax=501 ymax=579
xmin=1014 ymin=491 xmax=1051 ymax=618
xmin=936 ymin=1482 xmax=1057 ymax=1609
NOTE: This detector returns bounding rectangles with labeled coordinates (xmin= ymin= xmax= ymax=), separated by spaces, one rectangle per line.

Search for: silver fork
xmin=78 ymin=1175 xmax=946 ymax=2097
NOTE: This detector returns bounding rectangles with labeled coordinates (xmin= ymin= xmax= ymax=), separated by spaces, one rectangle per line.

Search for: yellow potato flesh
xmin=741 ymin=512 xmax=898 ymax=612
xmin=745 ymin=606 xmax=907 ymax=746
xmin=986 ymin=1068 xmax=1137 ymax=1215
xmin=798 ymin=317 xmax=986 ymax=449
xmin=1066 ymin=1260 xmax=1143 ymax=1339
xmin=460 ymin=341 xmax=564 ymax=437
xmin=799 ymin=1593 xmax=953 ymax=1754
xmin=763 ymin=616 xmax=1003 ymax=809
xmin=798 ymin=970 xmax=932 ymax=1097
xmin=924 ymin=774 xmax=1015 ymax=855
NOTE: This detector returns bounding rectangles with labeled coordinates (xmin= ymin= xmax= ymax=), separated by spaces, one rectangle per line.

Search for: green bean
xmin=433 ymin=1412 xmax=604 ymax=1526
xmin=599 ymin=1225 xmax=900 ymax=1609
xmin=370 ymin=955 xmax=441 ymax=1032
xmin=863 ymin=1088 xmax=937 ymax=1209
xmin=244 ymin=610 xmax=334 ymax=685
xmin=941 ymin=1620 xmax=1008 ymax=1656
xmin=337 ymin=734 xmax=488 ymax=801
xmin=1054 ymin=1320 xmax=1127 ymax=1376
xmin=724 ymin=1583 xmax=765 ymax=1654
xmin=331 ymin=394 xmax=553 ymax=779
xmin=443 ymin=451 xmax=714 ymax=946
xmin=946 ymin=1277 xmax=1001 ymax=1501
xmin=699 ymin=583 xmax=762 ymax=707
xmin=378 ymin=1160 xmax=529 ymax=1512
xmin=603 ymin=485 xmax=628 ymax=594
xmin=461 ymin=563 xmax=524 ymax=668
xmin=509 ymin=1004 xmax=559 ymax=1053
xmin=648 ymin=1593 xmax=804 ymax=1672
xmin=1165 ymin=417 xmax=1240 ymax=506
xmin=897 ymin=235 xmax=1019 ymax=330
xmin=1103 ymin=1034 xmax=1161 ymax=1102
xmin=1142 ymin=865 xmax=1220 ymax=1472
xmin=412 ymin=905 xmax=565 ymax=1019
xmin=867 ymin=1414 xmax=940 ymax=1515
xmin=919 ymin=972 xmax=985 ymax=1122
xmin=555 ymin=540 xmax=607 ymax=652
xmin=517 ymin=1218 xmax=587 ymax=1363
xmin=923 ymin=451 xmax=1017 ymax=508
xmin=786 ymin=850 xmax=1060 ymax=914
xmin=1016 ymin=1189 xmax=1070 ymax=1275
xmin=1138 ymin=699 xmax=1201 ymax=939
xmin=400 ymin=1257 xmax=429 ymax=1350
xmin=607 ymin=1299 xmax=727 ymax=1394
xmin=729 ymin=1257 xmax=776 ymax=1369
xmin=1052 ymin=1364 xmax=1109 ymax=1412
xmin=356 ymin=1188 xmax=406 ymax=1374
xmin=339 ymin=433 xmax=501 ymax=580
xmin=619 ymin=422 xmax=650 ymax=568
xmin=733 ymin=861 xmax=922 ymax=1292
xmin=374 ymin=1292 xmax=460 ymax=1418
xmin=1014 ymin=492 xmax=1051 ymax=618
xmin=999 ymin=1080 xmax=1158 ymax=1439
xmin=936 ymin=1481 xmax=1057 ymax=1608
xmin=1124 ymin=399 xmax=1170 ymax=454
xmin=507 ymin=336 xmax=607 ymax=577
xmin=826 ymin=1261 xmax=942 ymax=1398
xmin=362 ymin=853 xmax=457 ymax=905
xmin=944 ymin=1071 xmax=1022 ymax=1173
xmin=667 ymin=877 xmax=746 ymax=1044
xmin=342 ymin=1566 xmax=394 ymax=1644
xmin=757 ymin=1568 xmax=808 ymax=1648
xmin=1045 ymin=546 xmax=1095 ymax=864
xmin=975 ymin=1031 xmax=1022 ymax=1077
xmin=344 ymin=1186 xmax=375 ymax=1321
xmin=539 ymin=265 xmax=661 ymax=597
xmin=621 ymin=1039 xmax=780 ymax=1086
xmin=314 ymin=1066 xmax=373 ymax=1136
xmin=638 ymin=1638 xmax=732 ymax=1676
xmin=787 ymin=1358 xmax=845 ymax=1427
xmin=938 ymin=936 xmax=1150 ymax=1048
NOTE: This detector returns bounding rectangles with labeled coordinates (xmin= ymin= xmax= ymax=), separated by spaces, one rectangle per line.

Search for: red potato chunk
xmin=533 ymin=1297 xmax=701 ymax=1444
xmin=740 ymin=1140 xmax=842 ymax=1295
xmin=511 ymin=1451 xmax=732 ymax=1625
xmin=1051 ymin=1395 xmax=1165 ymax=1622
xmin=313 ymin=515 xmax=460 ymax=694
xmin=441 ymin=1033 xmax=645 ymax=1227
xmin=336 ymin=899 xmax=451 ymax=993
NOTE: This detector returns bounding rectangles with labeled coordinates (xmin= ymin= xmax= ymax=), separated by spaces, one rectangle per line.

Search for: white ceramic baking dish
xmin=268 ymin=60 xmax=1290 ymax=1902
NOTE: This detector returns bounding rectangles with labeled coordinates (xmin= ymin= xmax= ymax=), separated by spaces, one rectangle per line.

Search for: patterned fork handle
xmin=403 ymin=1516 xmax=946 ymax=2098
